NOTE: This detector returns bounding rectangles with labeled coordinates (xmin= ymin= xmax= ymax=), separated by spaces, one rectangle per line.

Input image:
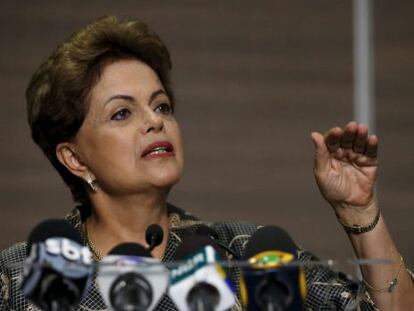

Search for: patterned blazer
xmin=1 ymin=204 xmax=380 ymax=310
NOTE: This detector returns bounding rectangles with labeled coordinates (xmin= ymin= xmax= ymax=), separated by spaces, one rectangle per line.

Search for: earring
xmin=84 ymin=173 xmax=98 ymax=192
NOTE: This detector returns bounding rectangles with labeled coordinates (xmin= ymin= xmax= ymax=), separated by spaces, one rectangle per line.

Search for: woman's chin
xmin=148 ymin=168 xmax=182 ymax=189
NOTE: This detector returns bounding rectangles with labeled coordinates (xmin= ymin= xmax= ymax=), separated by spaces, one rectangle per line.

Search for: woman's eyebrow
xmin=104 ymin=89 xmax=167 ymax=107
xmin=149 ymin=89 xmax=167 ymax=102
xmin=104 ymin=94 xmax=135 ymax=106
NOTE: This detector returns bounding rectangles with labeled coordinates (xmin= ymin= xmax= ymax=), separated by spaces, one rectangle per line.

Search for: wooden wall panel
xmin=0 ymin=1 xmax=412 ymax=268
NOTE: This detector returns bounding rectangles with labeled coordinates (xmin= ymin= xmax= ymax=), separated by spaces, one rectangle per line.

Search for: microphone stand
xmin=42 ymin=275 xmax=78 ymax=311
xmin=257 ymin=278 xmax=289 ymax=311
xmin=187 ymin=282 xmax=220 ymax=311
xmin=48 ymin=298 xmax=71 ymax=311
xmin=190 ymin=297 xmax=215 ymax=311
xmin=262 ymin=300 xmax=285 ymax=311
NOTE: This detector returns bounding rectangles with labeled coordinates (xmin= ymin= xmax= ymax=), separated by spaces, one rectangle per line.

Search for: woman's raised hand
xmin=311 ymin=121 xmax=378 ymax=212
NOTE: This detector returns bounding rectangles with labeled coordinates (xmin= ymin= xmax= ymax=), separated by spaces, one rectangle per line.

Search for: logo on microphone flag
xmin=169 ymin=245 xmax=236 ymax=311
xmin=249 ymin=250 xmax=294 ymax=268
xmin=241 ymin=250 xmax=307 ymax=308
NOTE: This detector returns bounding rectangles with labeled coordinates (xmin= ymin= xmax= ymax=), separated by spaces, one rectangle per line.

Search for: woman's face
xmin=72 ymin=59 xmax=184 ymax=195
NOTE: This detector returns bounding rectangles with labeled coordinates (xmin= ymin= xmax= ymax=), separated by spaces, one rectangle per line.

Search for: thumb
xmin=311 ymin=131 xmax=330 ymax=174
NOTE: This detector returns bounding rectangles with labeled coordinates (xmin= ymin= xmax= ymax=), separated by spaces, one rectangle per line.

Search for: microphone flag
xmin=97 ymin=251 xmax=169 ymax=311
xmin=169 ymin=244 xmax=236 ymax=311
xmin=240 ymin=226 xmax=307 ymax=311
xmin=21 ymin=237 xmax=93 ymax=311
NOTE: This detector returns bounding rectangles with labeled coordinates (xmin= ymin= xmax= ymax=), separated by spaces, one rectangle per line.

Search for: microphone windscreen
xmin=194 ymin=225 xmax=219 ymax=240
xmin=26 ymin=219 xmax=81 ymax=254
xmin=174 ymin=236 xmax=225 ymax=260
xmin=108 ymin=242 xmax=152 ymax=257
xmin=145 ymin=224 xmax=164 ymax=247
xmin=244 ymin=226 xmax=297 ymax=259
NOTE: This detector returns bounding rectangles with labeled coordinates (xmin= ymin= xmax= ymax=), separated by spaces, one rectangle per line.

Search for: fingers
xmin=353 ymin=124 xmax=368 ymax=153
xmin=341 ymin=121 xmax=357 ymax=149
xmin=365 ymin=135 xmax=378 ymax=158
xmin=311 ymin=131 xmax=331 ymax=173
xmin=322 ymin=121 xmax=378 ymax=159
xmin=325 ymin=127 xmax=343 ymax=153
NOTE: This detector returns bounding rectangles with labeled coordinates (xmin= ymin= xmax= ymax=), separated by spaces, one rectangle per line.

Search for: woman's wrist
xmin=338 ymin=206 xmax=380 ymax=234
xmin=332 ymin=197 xmax=380 ymax=234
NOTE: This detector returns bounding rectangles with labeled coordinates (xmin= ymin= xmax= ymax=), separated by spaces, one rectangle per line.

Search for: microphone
xmin=194 ymin=225 xmax=240 ymax=260
xmin=97 ymin=242 xmax=169 ymax=311
xmin=240 ymin=226 xmax=306 ymax=311
xmin=21 ymin=219 xmax=93 ymax=311
xmin=145 ymin=224 xmax=163 ymax=252
xmin=169 ymin=236 xmax=236 ymax=311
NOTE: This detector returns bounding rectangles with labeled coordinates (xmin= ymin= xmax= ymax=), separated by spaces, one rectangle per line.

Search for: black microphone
xmin=145 ymin=224 xmax=163 ymax=252
xmin=97 ymin=242 xmax=169 ymax=311
xmin=21 ymin=219 xmax=93 ymax=311
xmin=169 ymin=236 xmax=236 ymax=311
xmin=195 ymin=225 xmax=240 ymax=260
xmin=241 ymin=226 xmax=306 ymax=311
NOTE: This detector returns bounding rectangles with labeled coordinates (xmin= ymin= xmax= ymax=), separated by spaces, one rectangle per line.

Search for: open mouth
xmin=142 ymin=142 xmax=174 ymax=158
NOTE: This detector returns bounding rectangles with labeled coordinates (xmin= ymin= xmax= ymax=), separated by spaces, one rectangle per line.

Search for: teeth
xmin=147 ymin=147 xmax=168 ymax=155
xmin=149 ymin=150 xmax=167 ymax=155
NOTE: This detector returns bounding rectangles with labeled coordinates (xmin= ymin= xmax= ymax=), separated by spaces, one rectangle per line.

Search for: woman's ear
xmin=56 ymin=143 xmax=92 ymax=179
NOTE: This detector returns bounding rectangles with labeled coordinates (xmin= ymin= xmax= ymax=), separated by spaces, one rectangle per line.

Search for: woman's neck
xmin=85 ymin=191 xmax=170 ymax=260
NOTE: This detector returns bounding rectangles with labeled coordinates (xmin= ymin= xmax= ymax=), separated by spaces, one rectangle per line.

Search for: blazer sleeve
xmin=0 ymin=251 xmax=9 ymax=311
xmin=0 ymin=243 xmax=28 ymax=311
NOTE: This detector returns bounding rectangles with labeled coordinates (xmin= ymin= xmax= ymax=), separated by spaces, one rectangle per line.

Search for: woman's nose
xmin=141 ymin=109 xmax=164 ymax=134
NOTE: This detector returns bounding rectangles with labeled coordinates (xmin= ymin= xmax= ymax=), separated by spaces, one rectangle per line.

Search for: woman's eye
xmin=111 ymin=108 xmax=131 ymax=121
xmin=155 ymin=103 xmax=172 ymax=115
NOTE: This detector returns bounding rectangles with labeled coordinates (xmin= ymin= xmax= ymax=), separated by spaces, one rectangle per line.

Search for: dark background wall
xmin=0 ymin=1 xmax=413 ymax=269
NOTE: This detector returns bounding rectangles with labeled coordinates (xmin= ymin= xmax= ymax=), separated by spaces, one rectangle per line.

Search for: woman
xmin=0 ymin=15 xmax=413 ymax=310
